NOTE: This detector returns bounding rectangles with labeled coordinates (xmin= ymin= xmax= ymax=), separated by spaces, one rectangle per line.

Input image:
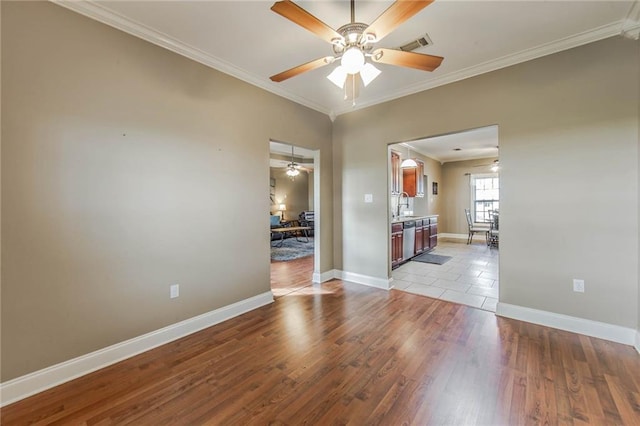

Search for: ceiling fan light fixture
xmin=341 ymin=47 xmax=365 ymax=74
xmin=327 ymin=66 xmax=347 ymax=88
xmin=286 ymin=165 xmax=300 ymax=177
xmin=360 ymin=63 xmax=381 ymax=86
xmin=286 ymin=145 xmax=300 ymax=179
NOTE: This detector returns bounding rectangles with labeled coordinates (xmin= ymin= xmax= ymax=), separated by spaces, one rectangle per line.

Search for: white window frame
xmin=470 ymin=173 xmax=499 ymax=223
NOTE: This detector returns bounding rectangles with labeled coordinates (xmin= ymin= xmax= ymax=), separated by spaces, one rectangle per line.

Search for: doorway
xmin=269 ymin=140 xmax=319 ymax=297
xmin=388 ymin=125 xmax=500 ymax=312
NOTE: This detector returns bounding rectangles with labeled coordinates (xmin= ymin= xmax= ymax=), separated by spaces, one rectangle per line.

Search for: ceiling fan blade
xmin=372 ymin=48 xmax=443 ymax=72
xmin=271 ymin=1 xmax=343 ymax=44
xmin=270 ymin=56 xmax=334 ymax=82
xmin=364 ymin=0 xmax=434 ymax=42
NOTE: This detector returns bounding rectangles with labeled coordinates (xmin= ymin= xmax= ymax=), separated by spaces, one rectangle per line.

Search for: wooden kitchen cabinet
xmin=391 ymin=223 xmax=404 ymax=268
xmin=390 ymin=151 xmax=401 ymax=195
xmin=423 ymin=220 xmax=431 ymax=250
xmin=420 ymin=217 xmax=438 ymax=251
xmin=429 ymin=217 xmax=438 ymax=249
xmin=402 ymin=159 xmax=424 ymax=197
xmin=415 ymin=219 xmax=424 ymax=255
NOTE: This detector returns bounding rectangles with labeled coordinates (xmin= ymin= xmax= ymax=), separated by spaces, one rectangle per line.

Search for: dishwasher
xmin=402 ymin=220 xmax=416 ymax=261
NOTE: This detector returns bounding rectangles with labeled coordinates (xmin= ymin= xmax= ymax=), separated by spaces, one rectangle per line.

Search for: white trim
xmin=336 ymin=270 xmax=392 ymax=290
xmin=331 ymin=21 xmax=625 ymax=116
xmin=50 ymin=1 xmax=627 ymax=118
xmin=635 ymin=330 xmax=640 ymax=355
xmin=621 ymin=19 xmax=640 ymax=40
xmin=496 ymin=302 xmax=637 ymax=346
xmin=438 ymin=233 xmax=468 ymax=240
xmin=313 ymin=269 xmax=338 ymax=283
xmin=623 ymin=0 xmax=640 ymax=40
xmin=0 ymin=292 xmax=274 ymax=407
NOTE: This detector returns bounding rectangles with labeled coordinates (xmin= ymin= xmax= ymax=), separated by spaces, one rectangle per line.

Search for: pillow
xmin=270 ymin=215 xmax=281 ymax=226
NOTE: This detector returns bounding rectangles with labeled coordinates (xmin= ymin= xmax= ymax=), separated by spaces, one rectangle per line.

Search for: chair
xmin=270 ymin=214 xmax=289 ymax=241
xmin=465 ymin=209 xmax=490 ymax=245
xmin=488 ymin=211 xmax=499 ymax=248
xmin=298 ymin=211 xmax=314 ymax=236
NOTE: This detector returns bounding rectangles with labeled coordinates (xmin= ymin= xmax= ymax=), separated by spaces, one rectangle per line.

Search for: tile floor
xmin=392 ymin=238 xmax=499 ymax=312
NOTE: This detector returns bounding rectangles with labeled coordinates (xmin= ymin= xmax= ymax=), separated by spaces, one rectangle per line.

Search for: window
xmin=471 ymin=174 xmax=499 ymax=223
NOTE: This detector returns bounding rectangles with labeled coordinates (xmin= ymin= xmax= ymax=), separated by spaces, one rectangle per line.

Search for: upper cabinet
xmin=390 ymin=151 xmax=401 ymax=195
xmin=402 ymin=159 xmax=425 ymax=197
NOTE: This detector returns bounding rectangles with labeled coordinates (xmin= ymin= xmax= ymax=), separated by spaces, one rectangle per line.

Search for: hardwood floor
xmin=3 ymin=278 xmax=639 ymax=425
xmin=270 ymin=253 xmax=314 ymax=298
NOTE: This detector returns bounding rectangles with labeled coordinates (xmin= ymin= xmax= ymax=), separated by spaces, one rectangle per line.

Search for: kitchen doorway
xmin=388 ymin=125 xmax=500 ymax=311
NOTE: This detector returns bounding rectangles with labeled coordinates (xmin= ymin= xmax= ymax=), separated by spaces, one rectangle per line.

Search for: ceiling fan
xmin=472 ymin=159 xmax=500 ymax=172
xmin=282 ymin=145 xmax=312 ymax=179
xmin=269 ymin=0 xmax=444 ymax=102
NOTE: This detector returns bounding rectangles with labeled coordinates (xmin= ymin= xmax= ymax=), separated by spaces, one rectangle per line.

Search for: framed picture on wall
xmin=270 ymin=178 xmax=276 ymax=204
xmin=432 ymin=182 xmax=438 ymax=195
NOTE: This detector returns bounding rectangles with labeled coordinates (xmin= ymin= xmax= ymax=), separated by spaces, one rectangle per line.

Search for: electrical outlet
xmin=364 ymin=193 xmax=373 ymax=203
xmin=573 ymin=279 xmax=585 ymax=293
xmin=170 ymin=284 xmax=180 ymax=298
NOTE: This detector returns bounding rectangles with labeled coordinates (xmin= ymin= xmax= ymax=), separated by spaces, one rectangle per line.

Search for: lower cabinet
xmin=415 ymin=219 xmax=424 ymax=255
xmin=423 ymin=221 xmax=431 ymax=250
xmin=391 ymin=223 xmax=404 ymax=268
xmin=422 ymin=217 xmax=438 ymax=251
xmin=392 ymin=217 xmax=437 ymax=269
xmin=429 ymin=218 xmax=438 ymax=249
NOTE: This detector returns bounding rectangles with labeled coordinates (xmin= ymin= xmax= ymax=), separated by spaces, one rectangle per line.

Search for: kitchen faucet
xmin=396 ymin=192 xmax=410 ymax=218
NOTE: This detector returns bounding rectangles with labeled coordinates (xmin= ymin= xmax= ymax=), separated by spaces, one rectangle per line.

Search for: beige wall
xmin=270 ymin=167 xmax=310 ymax=221
xmin=440 ymin=157 xmax=499 ymax=234
xmin=417 ymin=154 xmax=442 ymax=217
xmin=1 ymin=2 xmax=333 ymax=381
xmin=334 ymin=36 xmax=639 ymax=328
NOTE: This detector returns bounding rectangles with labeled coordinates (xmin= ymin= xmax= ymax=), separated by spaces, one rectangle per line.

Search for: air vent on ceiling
xmin=398 ymin=34 xmax=433 ymax=52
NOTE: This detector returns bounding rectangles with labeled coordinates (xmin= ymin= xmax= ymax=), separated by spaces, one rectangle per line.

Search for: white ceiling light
xmin=286 ymin=166 xmax=300 ymax=177
xmin=286 ymin=145 xmax=300 ymax=179
xmin=327 ymin=62 xmax=380 ymax=89
xmin=401 ymin=145 xmax=418 ymax=168
xmin=327 ymin=66 xmax=347 ymax=88
xmin=341 ymin=47 xmax=365 ymax=74
xmin=360 ymin=63 xmax=381 ymax=87
xmin=400 ymin=158 xmax=418 ymax=168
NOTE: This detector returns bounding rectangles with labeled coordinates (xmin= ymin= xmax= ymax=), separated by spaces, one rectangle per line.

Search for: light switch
xmin=170 ymin=284 xmax=179 ymax=298
xmin=364 ymin=194 xmax=373 ymax=203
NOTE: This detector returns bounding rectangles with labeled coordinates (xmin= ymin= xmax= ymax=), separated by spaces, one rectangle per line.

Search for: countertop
xmin=391 ymin=214 xmax=438 ymax=224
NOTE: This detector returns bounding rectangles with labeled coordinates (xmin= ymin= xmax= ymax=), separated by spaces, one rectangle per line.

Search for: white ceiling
xmin=401 ymin=125 xmax=499 ymax=163
xmin=269 ymin=140 xmax=315 ymax=169
xmin=57 ymin=1 xmax=639 ymax=118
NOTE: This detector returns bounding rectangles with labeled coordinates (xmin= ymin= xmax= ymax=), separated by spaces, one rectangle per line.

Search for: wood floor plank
xmin=2 ymin=255 xmax=639 ymax=425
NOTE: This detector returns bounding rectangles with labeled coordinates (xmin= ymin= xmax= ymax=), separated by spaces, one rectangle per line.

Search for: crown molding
xmin=51 ymin=1 xmax=630 ymax=119
xmin=622 ymin=0 xmax=640 ymax=39
xmin=331 ymin=21 xmax=626 ymax=116
xmin=50 ymin=0 xmax=332 ymax=116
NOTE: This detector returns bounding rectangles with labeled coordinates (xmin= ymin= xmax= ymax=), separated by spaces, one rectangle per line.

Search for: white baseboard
xmin=336 ymin=270 xmax=392 ymax=290
xmin=496 ymin=302 xmax=637 ymax=346
xmin=438 ymin=233 xmax=468 ymax=240
xmin=0 ymin=291 xmax=274 ymax=407
xmin=312 ymin=269 xmax=338 ymax=283
xmin=635 ymin=330 xmax=640 ymax=355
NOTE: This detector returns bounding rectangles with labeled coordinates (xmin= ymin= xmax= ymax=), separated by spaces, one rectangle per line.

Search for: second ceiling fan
xmin=269 ymin=0 xmax=444 ymax=101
